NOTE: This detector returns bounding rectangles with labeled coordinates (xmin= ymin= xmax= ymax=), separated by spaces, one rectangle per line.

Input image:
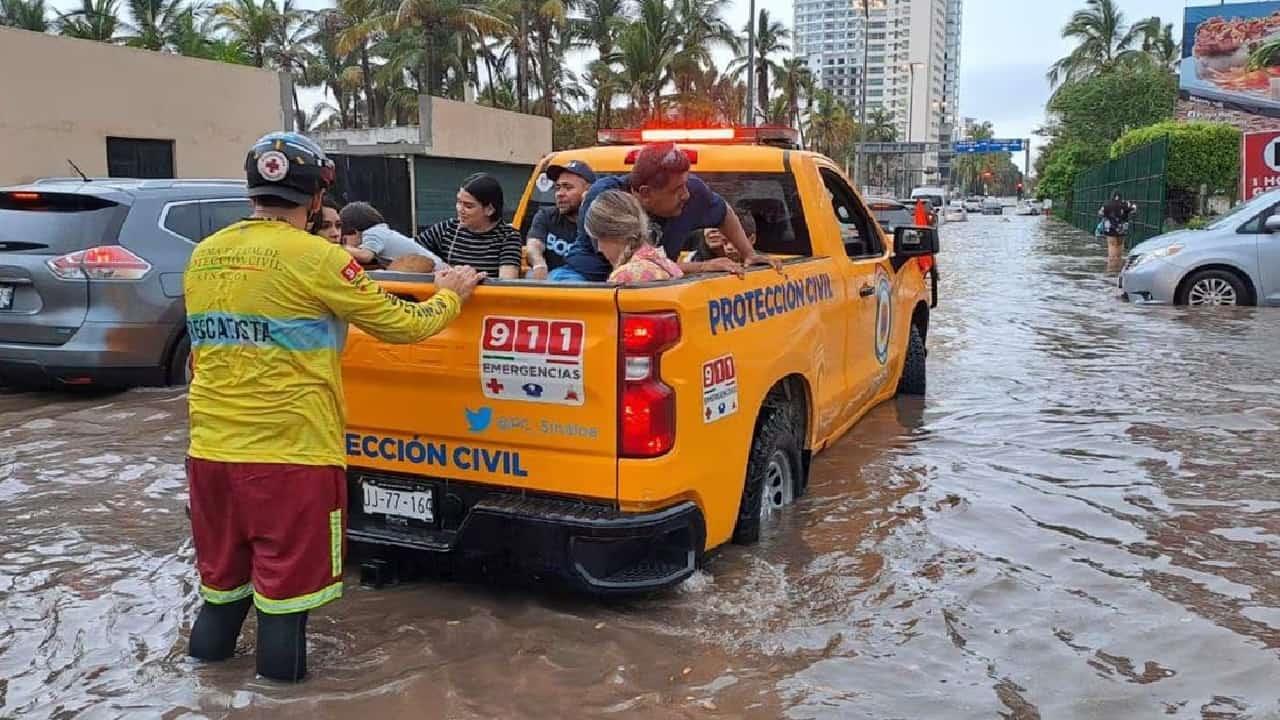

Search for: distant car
xmin=1014 ymin=202 xmax=1039 ymax=216
xmin=1120 ymin=188 xmax=1280 ymax=306
xmin=963 ymin=197 xmax=983 ymax=213
xmin=981 ymin=197 xmax=1003 ymax=216
xmin=0 ymin=179 xmax=250 ymax=388
xmin=867 ymin=197 xmax=914 ymax=234
xmin=944 ymin=200 xmax=967 ymax=222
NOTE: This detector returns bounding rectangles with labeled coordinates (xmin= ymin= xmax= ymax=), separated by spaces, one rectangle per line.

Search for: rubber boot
xmin=189 ymin=597 xmax=251 ymax=661
xmin=255 ymin=609 xmax=308 ymax=682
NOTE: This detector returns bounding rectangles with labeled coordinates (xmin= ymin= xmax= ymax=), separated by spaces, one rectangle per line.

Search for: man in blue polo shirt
xmin=549 ymin=143 xmax=780 ymax=282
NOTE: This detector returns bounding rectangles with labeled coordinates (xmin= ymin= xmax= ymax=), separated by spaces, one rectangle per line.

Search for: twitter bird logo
xmin=464 ymin=406 xmax=493 ymax=433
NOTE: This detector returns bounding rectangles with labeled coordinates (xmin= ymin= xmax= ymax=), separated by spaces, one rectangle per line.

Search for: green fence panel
xmin=1056 ymin=137 xmax=1168 ymax=248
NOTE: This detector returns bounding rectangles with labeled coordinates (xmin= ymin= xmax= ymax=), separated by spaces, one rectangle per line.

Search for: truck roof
xmin=544 ymin=143 xmax=805 ymax=176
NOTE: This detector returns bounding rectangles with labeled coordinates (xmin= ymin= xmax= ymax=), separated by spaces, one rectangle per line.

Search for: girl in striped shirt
xmin=417 ymin=173 xmax=523 ymax=278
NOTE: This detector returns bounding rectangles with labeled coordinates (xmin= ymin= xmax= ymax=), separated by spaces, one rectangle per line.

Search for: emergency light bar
xmin=596 ymin=126 xmax=801 ymax=149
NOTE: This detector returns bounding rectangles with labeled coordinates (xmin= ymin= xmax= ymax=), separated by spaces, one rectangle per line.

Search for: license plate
xmin=0 ymin=285 xmax=12 ymax=310
xmin=362 ymin=482 xmax=433 ymax=522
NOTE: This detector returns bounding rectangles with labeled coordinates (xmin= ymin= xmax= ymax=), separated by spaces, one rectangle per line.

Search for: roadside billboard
xmin=1182 ymin=1 xmax=1280 ymax=116
xmin=1240 ymin=130 xmax=1280 ymax=199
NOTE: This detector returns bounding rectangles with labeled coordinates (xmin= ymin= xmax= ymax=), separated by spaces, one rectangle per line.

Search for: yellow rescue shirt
xmin=184 ymin=219 xmax=461 ymax=467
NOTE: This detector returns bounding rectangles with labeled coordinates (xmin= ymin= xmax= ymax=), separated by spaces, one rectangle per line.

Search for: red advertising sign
xmin=1241 ymin=130 xmax=1280 ymax=200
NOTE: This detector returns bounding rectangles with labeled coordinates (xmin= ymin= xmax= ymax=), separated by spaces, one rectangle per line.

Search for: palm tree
xmin=212 ymin=0 xmax=277 ymax=66
xmin=616 ymin=0 xmax=679 ymax=121
xmin=266 ymin=0 xmax=315 ymax=130
xmin=57 ymin=0 xmax=121 ymax=41
xmin=862 ymin=107 xmax=897 ymax=141
xmin=530 ymin=1 xmax=572 ymax=117
xmin=308 ymin=29 xmax=358 ymax=125
xmin=775 ymin=56 xmax=812 ymax=137
xmin=1131 ymin=15 xmax=1177 ymax=72
xmin=1047 ymin=0 xmax=1148 ymax=89
xmin=728 ymin=8 xmax=789 ymax=121
xmin=805 ymin=89 xmax=853 ymax=160
xmin=584 ymin=56 xmax=621 ymax=128
xmin=2 ymin=0 xmax=50 ymax=31
xmin=122 ymin=0 xmax=186 ymax=50
xmin=331 ymin=0 xmax=386 ymax=126
xmin=395 ymin=0 xmax=508 ymax=98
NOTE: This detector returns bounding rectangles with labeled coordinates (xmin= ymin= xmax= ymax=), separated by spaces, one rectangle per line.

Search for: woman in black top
xmin=1099 ymin=192 xmax=1135 ymax=261
xmin=417 ymin=173 xmax=523 ymax=278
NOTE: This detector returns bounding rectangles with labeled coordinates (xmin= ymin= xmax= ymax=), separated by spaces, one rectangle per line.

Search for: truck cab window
xmin=819 ymin=167 xmax=880 ymax=259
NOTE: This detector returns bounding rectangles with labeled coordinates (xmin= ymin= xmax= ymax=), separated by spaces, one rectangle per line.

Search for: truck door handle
xmin=859 ymin=284 xmax=874 ymax=297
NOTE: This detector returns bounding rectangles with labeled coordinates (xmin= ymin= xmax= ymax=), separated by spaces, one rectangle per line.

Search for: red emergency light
xmin=596 ymin=126 xmax=801 ymax=149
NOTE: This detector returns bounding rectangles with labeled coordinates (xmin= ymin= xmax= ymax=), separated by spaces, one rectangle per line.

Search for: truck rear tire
xmin=732 ymin=403 xmax=803 ymax=545
xmin=897 ymin=324 xmax=926 ymax=396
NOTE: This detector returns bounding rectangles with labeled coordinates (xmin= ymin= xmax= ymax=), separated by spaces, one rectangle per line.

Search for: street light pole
xmin=905 ymin=61 xmax=921 ymax=195
xmin=745 ymin=0 xmax=756 ymax=126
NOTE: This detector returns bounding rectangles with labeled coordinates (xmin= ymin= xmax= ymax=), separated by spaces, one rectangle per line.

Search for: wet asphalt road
xmin=1 ymin=214 xmax=1278 ymax=719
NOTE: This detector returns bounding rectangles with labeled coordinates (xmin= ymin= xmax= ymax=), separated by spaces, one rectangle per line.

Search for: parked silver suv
xmin=0 ymin=179 xmax=249 ymax=387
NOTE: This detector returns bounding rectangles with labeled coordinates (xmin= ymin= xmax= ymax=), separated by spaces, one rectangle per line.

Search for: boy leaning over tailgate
xmin=182 ymin=131 xmax=482 ymax=682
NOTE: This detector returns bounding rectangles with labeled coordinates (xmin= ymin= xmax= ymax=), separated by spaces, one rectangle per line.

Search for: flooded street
xmin=2 ymin=215 xmax=1279 ymax=719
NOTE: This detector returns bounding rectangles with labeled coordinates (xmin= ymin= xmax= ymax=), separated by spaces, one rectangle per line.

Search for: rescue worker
xmin=182 ymin=132 xmax=482 ymax=683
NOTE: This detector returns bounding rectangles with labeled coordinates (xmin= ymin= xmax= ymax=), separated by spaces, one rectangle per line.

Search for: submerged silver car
xmin=0 ymin=179 xmax=249 ymax=387
xmin=1119 ymin=189 xmax=1280 ymax=306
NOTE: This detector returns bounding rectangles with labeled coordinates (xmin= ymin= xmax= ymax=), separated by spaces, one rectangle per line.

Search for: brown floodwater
xmin=2 ymin=216 xmax=1278 ymax=719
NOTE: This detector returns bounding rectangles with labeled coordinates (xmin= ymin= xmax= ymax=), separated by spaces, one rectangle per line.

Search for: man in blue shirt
xmin=549 ymin=143 xmax=780 ymax=282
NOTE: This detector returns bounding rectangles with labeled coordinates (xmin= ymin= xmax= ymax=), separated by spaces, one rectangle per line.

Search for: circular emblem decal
xmin=874 ymin=268 xmax=893 ymax=365
xmin=256 ymin=150 xmax=290 ymax=182
xmin=535 ymin=173 xmax=554 ymax=193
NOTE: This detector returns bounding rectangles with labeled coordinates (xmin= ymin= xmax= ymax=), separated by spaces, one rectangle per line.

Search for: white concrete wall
xmin=0 ymin=27 xmax=286 ymax=185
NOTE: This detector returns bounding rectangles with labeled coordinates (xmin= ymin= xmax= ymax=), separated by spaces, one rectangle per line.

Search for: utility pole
xmin=745 ymin=0 xmax=756 ymax=126
xmin=854 ymin=0 xmax=871 ymax=190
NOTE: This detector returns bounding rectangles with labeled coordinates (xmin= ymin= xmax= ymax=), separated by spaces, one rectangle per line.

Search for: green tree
xmin=394 ymin=0 xmax=507 ymax=98
xmin=616 ymin=0 xmax=679 ymax=121
xmin=775 ymin=56 xmax=812 ymax=138
xmin=122 ymin=0 xmax=186 ymax=50
xmin=331 ymin=0 xmax=388 ymax=127
xmin=728 ymin=8 xmax=788 ymax=121
xmin=266 ymin=0 xmax=315 ymax=130
xmin=1047 ymin=0 xmax=1148 ymax=90
xmin=57 ymin=0 xmax=121 ymax=41
xmin=212 ymin=0 xmax=276 ymax=66
xmin=2 ymin=0 xmax=50 ymax=31
xmin=1048 ymin=62 xmax=1176 ymax=145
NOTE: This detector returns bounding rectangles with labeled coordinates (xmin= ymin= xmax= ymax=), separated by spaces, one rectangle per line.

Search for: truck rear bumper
xmin=347 ymin=469 xmax=705 ymax=594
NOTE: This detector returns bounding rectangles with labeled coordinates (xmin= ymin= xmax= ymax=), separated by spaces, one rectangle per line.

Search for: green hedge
xmin=1110 ymin=121 xmax=1240 ymax=196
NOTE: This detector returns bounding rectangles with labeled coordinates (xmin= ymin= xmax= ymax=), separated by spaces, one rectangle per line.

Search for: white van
xmin=910 ymin=187 xmax=947 ymax=213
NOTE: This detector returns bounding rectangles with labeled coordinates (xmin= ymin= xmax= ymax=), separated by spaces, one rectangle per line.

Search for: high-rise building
xmin=793 ymin=0 xmax=962 ymax=185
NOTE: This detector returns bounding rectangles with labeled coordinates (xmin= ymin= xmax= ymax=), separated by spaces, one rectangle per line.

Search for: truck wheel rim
xmin=1188 ymin=278 xmax=1237 ymax=306
xmin=761 ymin=450 xmax=795 ymax=523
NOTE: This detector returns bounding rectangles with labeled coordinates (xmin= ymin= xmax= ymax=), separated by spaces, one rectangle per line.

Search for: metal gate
xmin=329 ymin=154 xmax=414 ymax=236
xmin=1059 ymin=137 xmax=1168 ymax=248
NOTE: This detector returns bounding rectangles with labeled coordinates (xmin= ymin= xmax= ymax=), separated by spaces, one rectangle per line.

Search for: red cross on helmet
xmin=244 ymin=132 xmax=336 ymax=206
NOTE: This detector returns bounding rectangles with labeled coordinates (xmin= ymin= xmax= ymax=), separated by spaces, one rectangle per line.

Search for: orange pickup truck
xmin=340 ymin=127 xmax=939 ymax=593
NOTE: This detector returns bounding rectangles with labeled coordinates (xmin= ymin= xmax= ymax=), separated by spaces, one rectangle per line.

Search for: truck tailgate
xmin=342 ymin=279 xmax=620 ymax=502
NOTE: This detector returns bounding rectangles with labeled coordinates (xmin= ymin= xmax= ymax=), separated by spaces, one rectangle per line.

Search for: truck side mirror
xmin=894 ymin=225 xmax=939 ymax=257
xmin=1265 ymin=214 xmax=1280 ymax=233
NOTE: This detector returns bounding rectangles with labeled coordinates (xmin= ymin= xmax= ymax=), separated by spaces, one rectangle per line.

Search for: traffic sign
xmin=1241 ymin=130 xmax=1280 ymax=199
xmin=953 ymin=138 xmax=1025 ymax=153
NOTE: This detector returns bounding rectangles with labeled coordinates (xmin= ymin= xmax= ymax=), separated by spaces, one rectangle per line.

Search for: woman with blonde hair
xmin=586 ymin=190 xmax=684 ymax=284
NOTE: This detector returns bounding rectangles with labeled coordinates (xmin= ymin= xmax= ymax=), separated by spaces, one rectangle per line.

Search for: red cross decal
xmin=264 ymin=157 xmax=282 ymax=174
xmin=486 ymin=378 xmax=504 ymax=394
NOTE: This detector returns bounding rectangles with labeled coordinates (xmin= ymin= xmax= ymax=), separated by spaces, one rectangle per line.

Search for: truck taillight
xmin=619 ymin=312 xmax=679 ymax=458
xmin=47 ymin=245 xmax=151 ymax=281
